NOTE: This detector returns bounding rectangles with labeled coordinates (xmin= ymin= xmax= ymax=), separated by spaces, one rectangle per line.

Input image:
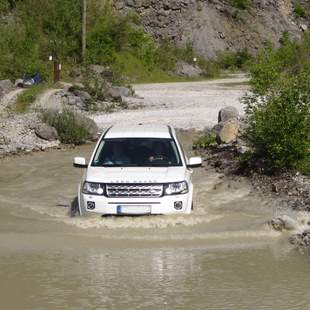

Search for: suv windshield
xmin=92 ymin=138 xmax=182 ymax=167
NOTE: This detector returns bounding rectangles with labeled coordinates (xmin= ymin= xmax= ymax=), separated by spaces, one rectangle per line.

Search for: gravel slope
xmin=93 ymin=75 xmax=249 ymax=130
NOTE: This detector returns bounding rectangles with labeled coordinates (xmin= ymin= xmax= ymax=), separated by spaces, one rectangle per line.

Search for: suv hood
xmin=86 ymin=166 xmax=187 ymax=183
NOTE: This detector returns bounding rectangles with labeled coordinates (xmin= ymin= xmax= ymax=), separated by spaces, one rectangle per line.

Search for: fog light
xmin=87 ymin=201 xmax=95 ymax=210
xmin=174 ymin=201 xmax=183 ymax=210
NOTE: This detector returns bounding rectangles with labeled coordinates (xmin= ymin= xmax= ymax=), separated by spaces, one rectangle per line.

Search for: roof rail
xmin=167 ymin=125 xmax=173 ymax=138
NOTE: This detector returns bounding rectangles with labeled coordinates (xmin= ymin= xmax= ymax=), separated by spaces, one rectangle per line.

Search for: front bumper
xmin=79 ymin=190 xmax=192 ymax=215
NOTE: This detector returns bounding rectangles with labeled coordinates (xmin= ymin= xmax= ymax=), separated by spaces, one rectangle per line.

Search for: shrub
xmin=42 ymin=110 xmax=90 ymax=145
xmin=216 ymin=49 xmax=252 ymax=71
xmin=231 ymin=0 xmax=251 ymax=10
xmin=294 ymin=4 xmax=307 ymax=18
xmin=243 ymin=74 xmax=310 ymax=173
xmin=249 ymin=35 xmax=299 ymax=95
xmin=193 ymin=132 xmax=217 ymax=149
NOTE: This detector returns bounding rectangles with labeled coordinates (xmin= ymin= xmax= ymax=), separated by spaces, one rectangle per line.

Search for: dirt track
xmin=93 ymin=74 xmax=249 ymax=130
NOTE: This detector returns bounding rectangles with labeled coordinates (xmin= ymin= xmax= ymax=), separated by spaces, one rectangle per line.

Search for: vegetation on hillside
xmin=243 ymin=32 xmax=310 ymax=175
xmin=0 ymin=0 xmax=251 ymax=84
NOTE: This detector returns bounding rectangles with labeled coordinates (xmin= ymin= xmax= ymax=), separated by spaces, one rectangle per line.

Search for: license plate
xmin=117 ymin=205 xmax=151 ymax=215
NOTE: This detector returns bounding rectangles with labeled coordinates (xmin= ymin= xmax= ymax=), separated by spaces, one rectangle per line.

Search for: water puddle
xmin=1 ymin=134 xmax=310 ymax=310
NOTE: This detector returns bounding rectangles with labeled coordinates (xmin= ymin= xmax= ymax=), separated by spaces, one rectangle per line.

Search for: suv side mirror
xmin=187 ymin=157 xmax=202 ymax=168
xmin=73 ymin=157 xmax=88 ymax=168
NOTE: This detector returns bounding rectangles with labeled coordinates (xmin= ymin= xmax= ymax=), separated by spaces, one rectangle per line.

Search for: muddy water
xmin=0 ymin=137 xmax=310 ymax=309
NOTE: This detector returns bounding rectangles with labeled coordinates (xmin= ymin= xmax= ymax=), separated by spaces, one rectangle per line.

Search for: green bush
xmin=243 ymin=74 xmax=310 ymax=173
xmin=42 ymin=110 xmax=90 ymax=145
xmin=294 ymin=4 xmax=307 ymax=18
xmin=249 ymin=35 xmax=299 ymax=95
xmin=231 ymin=0 xmax=252 ymax=10
xmin=216 ymin=49 xmax=252 ymax=71
xmin=193 ymin=132 xmax=217 ymax=149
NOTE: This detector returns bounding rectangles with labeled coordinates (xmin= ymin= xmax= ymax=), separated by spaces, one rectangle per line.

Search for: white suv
xmin=73 ymin=124 xmax=202 ymax=215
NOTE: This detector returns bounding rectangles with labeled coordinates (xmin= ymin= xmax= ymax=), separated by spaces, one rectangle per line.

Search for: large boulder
xmin=88 ymin=64 xmax=106 ymax=75
xmin=218 ymin=106 xmax=239 ymax=123
xmin=88 ymin=64 xmax=114 ymax=80
xmin=70 ymin=67 xmax=83 ymax=79
xmin=73 ymin=112 xmax=99 ymax=141
xmin=108 ymin=86 xmax=132 ymax=99
xmin=0 ymin=79 xmax=14 ymax=94
xmin=72 ymin=89 xmax=92 ymax=101
xmin=34 ymin=123 xmax=59 ymax=141
xmin=175 ymin=61 xmax=202 ymax=78
xmin=212 ymin=118 xmax=240 ymax=144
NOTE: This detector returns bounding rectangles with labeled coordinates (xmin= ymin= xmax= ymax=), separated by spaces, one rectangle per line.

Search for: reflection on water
xmin=0 ymin=140 xmax=309 ymax=309
xmin=1 ymin=245 xmax=309 ymax=310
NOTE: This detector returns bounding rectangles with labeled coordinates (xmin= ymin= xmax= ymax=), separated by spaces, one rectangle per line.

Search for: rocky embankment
xmin=0 ymin=65 xmax=138 ymax=157
xmin=194 ymin=105 xmax=310 ymax=252
xmin=115 ymin=0 xmax=305 ymax=58
xmin=195 ymin=106 xmax=309 ymax=211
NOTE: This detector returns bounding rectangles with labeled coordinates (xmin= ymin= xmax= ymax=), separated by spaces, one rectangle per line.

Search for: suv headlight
xmin=82 ymin=182 xmax=105 ymax=195
xmin=164 ymin=181 xmax=188 ymax=195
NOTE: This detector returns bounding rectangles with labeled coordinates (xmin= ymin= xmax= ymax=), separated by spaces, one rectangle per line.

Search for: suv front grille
xmin=106 ymin=184 xmax=163 ymax=198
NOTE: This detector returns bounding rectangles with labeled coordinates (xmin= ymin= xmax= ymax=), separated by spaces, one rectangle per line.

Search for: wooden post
xmin=53 ymin=61 xmax=60 ymax=83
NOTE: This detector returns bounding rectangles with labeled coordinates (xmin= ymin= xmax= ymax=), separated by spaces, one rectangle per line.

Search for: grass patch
xmin=114 ymin=52 xmax=202 ymax=84
xmin=10 ymin=84 xmax=47 ymax=113
xmin=193 ymin=132 xmax=217 ymax=149
xmin=41 ymin=110 xmax=90 ymax=145
xmin=294 ymin=4 xmax=307 ymax=19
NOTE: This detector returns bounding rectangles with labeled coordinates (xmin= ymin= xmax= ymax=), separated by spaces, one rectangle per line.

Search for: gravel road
xmin=93 ymin=74 xmax=249 ymax=130
xmin=0 ymin=88 xmax=25 ymax=115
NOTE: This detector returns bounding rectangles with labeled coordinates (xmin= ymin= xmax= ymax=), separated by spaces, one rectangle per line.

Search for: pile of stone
xmin=62 ymin=64 xmax=134 ymax=111
xmin=0 ymin=113 xmax=60 ymax=156
xmin=289 ymin=231 xmax=310 ymax=250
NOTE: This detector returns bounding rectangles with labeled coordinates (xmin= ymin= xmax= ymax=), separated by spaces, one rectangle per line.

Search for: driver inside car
xmin=147 ymin=141 xmax=167 ymax=163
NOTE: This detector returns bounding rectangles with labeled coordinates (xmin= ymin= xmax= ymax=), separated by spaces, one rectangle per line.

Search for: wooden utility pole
xmin=82 ymin=0 xmax=87 ymax=61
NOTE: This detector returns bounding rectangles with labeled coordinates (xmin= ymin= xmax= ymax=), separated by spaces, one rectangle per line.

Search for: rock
xmin=70 ymin=67 xmax=82 ymax=78
xmin=65 ymin=95 xmax=85 ymax=109
xmin=300 ymin=24 xmax=308 ymax=32
xmin=108 ymin=86 xmax=132 ymax=99
xmin=270 ymin=215 xmax=297 ymax=232
xmin=212 ymin=119 xmax=240 ymax=144
xmin=270 ymin=217 xmax=286 ymax=231
xmin=237 ymin=144 xmax=251 ymax=155
xmin=218 ymin=106 xmax=239 ymax=123
xmin=88 ymin=64 xmax=113 ymax=78
xmin=34 ymin=123 xmax=59 ymax=141
xmin=73 ymin=112 xmax=99 ymax=141
xmin=0 ymin=79 xmax=14 ymax=94
xmin=175 ymin=61 xmax=202 ymax=78
xmin=289 ymin=230 xmax=310 ymax=248
xmin=0 ymin=135 xmax=10 ymax=145
xmin=72 ymin=89 xmax=92 ymax=101
xmin=88 ymin=64 xmax=106 ymax=75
